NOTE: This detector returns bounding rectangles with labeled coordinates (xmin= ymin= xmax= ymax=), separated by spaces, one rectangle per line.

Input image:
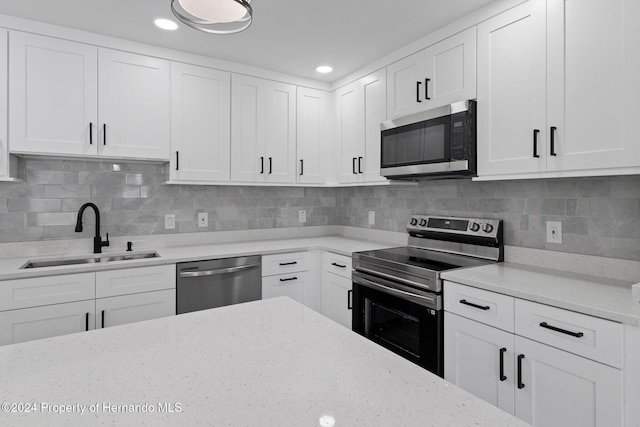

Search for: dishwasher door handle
xmin=179 ymin=263 xmax=260 ymax=278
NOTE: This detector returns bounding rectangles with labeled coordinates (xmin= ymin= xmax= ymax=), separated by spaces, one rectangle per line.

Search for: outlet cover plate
xmin=299 ymin=210 xmax=306 ymax=223
xmin=165 ymin=214 xmax=175 ymax=230
xmin=198 ymin=212 xmax=208 ymax=228
xmin=546 ymin=221 xmax=562 ymax=244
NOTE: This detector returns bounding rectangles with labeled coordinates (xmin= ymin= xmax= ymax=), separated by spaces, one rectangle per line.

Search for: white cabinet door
xmin=321 ymin=272 xmax=352 ymax=329
xmin=0 ymin=29 xmax=9 ymax=179
xmin=262 ymin=271 xmax=310 ymax=306
xmin=477 ymin=0 xmax=547 ymax=177
xmin=95 ymin=289 xmax=175 ymax=329
xmin=0 ymin=300 xmax=95 ymax=345
xmin=445 ymin=312 xmax=515 ymax=414
xmin=98 ymin=49 xmax=170 ymax=160
xmin=264 ymin=81 xmax=296 ymax=183
xmin=362 ymin=69 xmax=387 ymax=183
xmin=9 ymin=31 xmax=98 ymax=156
xmin=296 ymin=87 xmax=327 ymax=184
xmin=170 ymin=63 xmax=231 ymax=182
xmin=514 ymin=336 xmax=623 ymax=427
xmin=546 ymin=0 xmax=640 ymax=172
xmin=335 ymin=82 xmax=363 ymax=184
xmin=423 ymin=28 xmax=477 ymax=110
xmin=386 ymin=50 xmax=426 ymax=119
xmin=231 ymin=74 xmax=265 ymax=182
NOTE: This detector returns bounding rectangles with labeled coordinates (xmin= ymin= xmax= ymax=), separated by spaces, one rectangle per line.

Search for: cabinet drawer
xmin=262 ymin=271 xmax=311 ymax=306
xmin=323 ymin=252 xmax=352 ymax=279
xmin=96 ymin=265 xmax=176 ymax=298
xmin=0 ymin=273 xmax=95 ymax=311
xmin=96 ymin=289 xmax=175 ymax=328
xmin=515 ymin=299 xmax=623 ymax=368
xmin=444 ymin=281 xmax=514 ymax=333
xmin=262 ymin=252 xmax=311 ymax=276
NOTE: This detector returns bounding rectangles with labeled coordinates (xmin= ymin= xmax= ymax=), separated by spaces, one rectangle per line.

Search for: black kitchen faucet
xmin=75 ymin=202 xmax=110 ymax=254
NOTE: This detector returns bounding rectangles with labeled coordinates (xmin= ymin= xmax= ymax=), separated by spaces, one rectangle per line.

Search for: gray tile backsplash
xmin=0 ymin=158 xmax=639 ymax=262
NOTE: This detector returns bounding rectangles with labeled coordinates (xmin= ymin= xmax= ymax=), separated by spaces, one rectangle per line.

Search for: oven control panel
xmin=407 ymin=215 xmax=501 ymax=239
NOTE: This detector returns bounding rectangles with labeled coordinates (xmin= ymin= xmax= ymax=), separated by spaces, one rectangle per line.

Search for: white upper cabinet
xmin=170 ymin=63 xmax=231 ymax=182
xmin=477 ymin=0 xmax=547 ymax=177
xmin=9 ymin=31 xmax=98 ymax=157
xmin=296 ymin=87 xmax=327 ymax=184
xmin=387 ymin=28 xmax=476 ymax=119
xmin=231 ymin=74 xmax=296 ymax=184
xmin=97 ymin=49 xmax=170 ymax=160
xmin=335 ymin=69 xmax=388 ymax=184
xmin=478 ymin=0 xmax=640 ymax=179
xmin=9 ymin=31 xmax=170 ymax=161
xmin=0 ymin=29 xmax=9 ymax=179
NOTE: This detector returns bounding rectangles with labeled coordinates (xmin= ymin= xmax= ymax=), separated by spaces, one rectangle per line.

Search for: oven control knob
xmin=469 ymin=222 xmax=480 ymax=232
xmin=410 ymin=218 xmax=418 ymax=226
xmin=419 ymin=219 xmax=427 ymax=227
xmin=483 ymin=223 xmax=494 ymax=233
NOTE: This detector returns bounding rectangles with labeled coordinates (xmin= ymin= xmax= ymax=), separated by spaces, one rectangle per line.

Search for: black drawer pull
xmin=517 ymin=354 xmax=525 ymax=389
xmin=279 ymin=276 xmax=298 ymax=282
xmin=101 ymin=310 xmax=105 ymax=328
xmin=347 ymin=289 xmax=353 ymax=310
xmin=279 ymin=261 xmax=297 ymax=266
xmin=331 ymin=262 xmax=347 ymax=268
xmin=459 ymin=299 xmax=490 ymax=311
xmin=499 ymin=348 xmax=507 ymax=381
xmin=539 ymin=322 xmax=584 ymax=338
xmin=85 ymin=312 xmax=89 ymax=331
xmin=550 ymin=126 xmax=557 ymax=156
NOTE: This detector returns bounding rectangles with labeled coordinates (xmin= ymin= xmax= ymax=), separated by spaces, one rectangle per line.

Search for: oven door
xmin=352 ymin=271 xmax=443 ymax=377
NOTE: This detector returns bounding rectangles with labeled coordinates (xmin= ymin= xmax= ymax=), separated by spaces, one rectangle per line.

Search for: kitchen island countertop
xmin=0 ymin=297 xmax=528 ymax=426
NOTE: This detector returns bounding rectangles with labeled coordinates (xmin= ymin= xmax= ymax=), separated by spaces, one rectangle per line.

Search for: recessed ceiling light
xmin=316 ymin=65 xmax=333 ymax=74
xmin=155 ymin=18 xmax=179 ymax=31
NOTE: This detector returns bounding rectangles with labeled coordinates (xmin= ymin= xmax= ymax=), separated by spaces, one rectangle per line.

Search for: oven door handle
xmin=353 ymin=274 xmax=437 ymax=307
xmin=355 ymin=266 xmax=436 ymax=292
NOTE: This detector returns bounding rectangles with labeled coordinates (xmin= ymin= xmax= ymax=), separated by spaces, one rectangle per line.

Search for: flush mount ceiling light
xmin=316 ymin=65 xmax=333 ymax=74
xmin=171 ymin=0 xmax=253 ymax=34
xmin=154 ymin=18 xmax=179 ymax=31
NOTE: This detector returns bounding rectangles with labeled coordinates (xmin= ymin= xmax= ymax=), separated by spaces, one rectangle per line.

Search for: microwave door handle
xmin=416 ymin=81 xmax=422 ymax=103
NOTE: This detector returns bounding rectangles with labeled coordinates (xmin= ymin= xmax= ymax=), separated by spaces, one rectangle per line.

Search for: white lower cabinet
xmin=444 ymin=281 xmax=623 ymax=426
xmin=262 ymin=272 xmax=309 ymax=306
xmin=261 ymin=252 xmax=318 ymax=311
xmin=95 ymin=290 xmax=175 ymax=329
xmin=0 ymin=300 xmax=95 ymax=345
xmin=320 ymin=252 xmax=353 ymax=328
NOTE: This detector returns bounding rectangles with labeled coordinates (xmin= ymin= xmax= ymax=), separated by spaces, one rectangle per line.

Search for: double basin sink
xmin=21 ymin=251 xmax=160 ymax=269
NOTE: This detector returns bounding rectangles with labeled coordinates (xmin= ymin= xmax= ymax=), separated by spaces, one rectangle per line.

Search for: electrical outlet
xmin=198 ymin=212 xmax=208 ymax=228
xmin=368 ymin=211 xmax=375 ymax=225
xmin=165 ymin=214 xmax=175 ymax=230
xmin=546 ymin=221 xmax=562 ymax=244
xmin=299 ymin=210 xmax=306 ymax=223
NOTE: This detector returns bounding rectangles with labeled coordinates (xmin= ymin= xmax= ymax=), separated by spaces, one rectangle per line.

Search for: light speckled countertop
xmin=442 ymin=263 xmax=640 ymax=325
xmin=0 ymin=236 xmax=392 ymax=281
xmin=0 ymin=297 xmax=528 ymax=426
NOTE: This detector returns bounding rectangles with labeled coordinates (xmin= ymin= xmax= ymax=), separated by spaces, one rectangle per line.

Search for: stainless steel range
xmin=352 ymin=215 xmax=503 ymax=377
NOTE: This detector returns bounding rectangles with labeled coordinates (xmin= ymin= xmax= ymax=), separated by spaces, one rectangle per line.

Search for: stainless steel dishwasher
xmin=176 ymin=255 xmax=262 ymax=314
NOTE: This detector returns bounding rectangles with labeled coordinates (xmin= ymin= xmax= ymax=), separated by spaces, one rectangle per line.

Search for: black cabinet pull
xmin=533 ymin=129 xmax=540 ymax=158
xmin=459 ymin=299 xmax=490 ymax=311
xmin=539 ymin=321 xmax=584 ymax=338
xmin=352 ymin=157 xmax=357 ymax=175
xmin=260 ymin=157 xmax=264 ymax=174
xmin=331 ymin=262 xmax=346 ymax=268
xmin=279 ymin=276 xmax=298 ymax=282
xmin=499 ymin=348 xmax=507 ymax=381
xmin=425 ymin=78 xmax=431 ymax=100
xmin=517 ymin=354 xmax=525 ymax=389
xmin=268 ymin=157 xmax=272 ymax=174
xmin=176 ymin=151 xmax=179 ymax=171
xmin=416 ymin=81 xmax=422 ymax=103
xmin=550 ymin=126 xmax=557 ymax=156
xmin=103 ymin=123 xmax=106 ymax=145
xmin=358 ymin=157 xmax=363 ymax=174
xmin=85 ymin=312 xmax=89 ymax=331
xmin=101 ymin=310 xmax=105 ymax=328
xmin=89 ymin=123 xmax=93 ymax=145
xmin=300 ymin=159 xmax=304 ymax=176
xmin=279 ymin=261 xmax=297 ymax=266
xmin=347 ymin=289 xmax=353 ymax=310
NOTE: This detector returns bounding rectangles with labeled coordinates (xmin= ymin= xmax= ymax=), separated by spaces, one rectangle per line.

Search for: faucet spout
xmin=75 ymin=203 xmax=110 ymax=254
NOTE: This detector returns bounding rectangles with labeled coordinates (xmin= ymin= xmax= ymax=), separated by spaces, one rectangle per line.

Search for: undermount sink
xmin=20 ymin=251 xmax=160 ymax=269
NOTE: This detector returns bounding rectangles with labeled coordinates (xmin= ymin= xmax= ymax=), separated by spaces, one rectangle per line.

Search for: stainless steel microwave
xmin=380 ymin=100 xmax=476 ymax=179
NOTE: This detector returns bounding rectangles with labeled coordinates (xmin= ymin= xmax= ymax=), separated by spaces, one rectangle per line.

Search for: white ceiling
xmin=0 ymin=0 xmax=497 ymax=83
